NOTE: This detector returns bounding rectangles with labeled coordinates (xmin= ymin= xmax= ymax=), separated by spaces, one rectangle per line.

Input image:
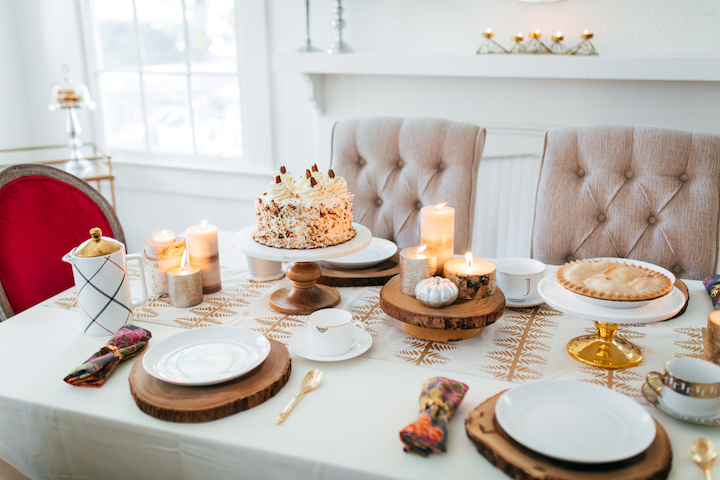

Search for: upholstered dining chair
xmin=531 ymin=125 xmax=720 ymax=280
xmin=0 ymin=164 xmax=124 ymax=320
xmin=330 ymin=117 xmax=486 ymax=253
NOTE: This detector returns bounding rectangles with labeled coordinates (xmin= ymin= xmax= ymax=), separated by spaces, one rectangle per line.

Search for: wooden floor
xmin=0 ymin=458 xmax=30 ymax=480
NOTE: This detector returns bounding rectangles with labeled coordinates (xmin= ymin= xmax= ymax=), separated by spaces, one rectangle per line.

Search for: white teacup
xmin=308 ymin=309 xmax=366 ymax=357
xmin=496 ymin=258 xmax=546 ymax=302
xmin=246 ymin=255 xmax=284 ymax=282
xmin=646 ymin=358 xmax=720 ymax=418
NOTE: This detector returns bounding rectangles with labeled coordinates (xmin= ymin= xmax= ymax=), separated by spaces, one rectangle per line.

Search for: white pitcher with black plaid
xmin=62 ymin=228 xmax=148 ymax=336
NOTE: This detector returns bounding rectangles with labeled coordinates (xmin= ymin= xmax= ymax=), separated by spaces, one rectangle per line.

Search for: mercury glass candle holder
xmin=400 ymin=246 xmax=437 ymax=296
xmin=476 ymin=28 xmax=508 ymax=54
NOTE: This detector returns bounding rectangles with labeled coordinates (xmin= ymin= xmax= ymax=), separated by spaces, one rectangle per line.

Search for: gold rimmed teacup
xmin=646 ymin=358 xmax=720 ymax=418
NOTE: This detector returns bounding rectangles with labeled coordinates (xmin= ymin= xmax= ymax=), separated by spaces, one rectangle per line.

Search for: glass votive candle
xmin=400 ymin=245 xmax=437 ymax=296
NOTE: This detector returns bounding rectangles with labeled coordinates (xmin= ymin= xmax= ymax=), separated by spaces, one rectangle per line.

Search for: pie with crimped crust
xmin=556 ymin=259 xmax=673 ymax=301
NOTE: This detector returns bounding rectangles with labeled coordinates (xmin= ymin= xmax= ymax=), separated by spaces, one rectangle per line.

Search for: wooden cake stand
xmin=234 ymin=224 xmax=371 ymax=315
xmin=380 ymin=275 xmax=505 ymax=342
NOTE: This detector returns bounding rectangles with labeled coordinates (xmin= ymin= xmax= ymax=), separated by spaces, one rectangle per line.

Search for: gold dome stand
xmin=567 ymin=321 xmax=642 ymax=369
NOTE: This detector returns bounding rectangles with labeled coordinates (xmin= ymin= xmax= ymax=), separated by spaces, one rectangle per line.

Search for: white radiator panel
xmin=471 ymin=155 xmax=542 ymax=260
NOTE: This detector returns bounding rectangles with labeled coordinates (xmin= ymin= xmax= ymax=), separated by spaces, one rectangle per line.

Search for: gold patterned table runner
xmin=42 ymin=267 xmax=703 ymax=402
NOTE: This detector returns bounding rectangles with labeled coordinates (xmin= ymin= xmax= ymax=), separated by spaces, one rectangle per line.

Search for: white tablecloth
xmin=1 ymin=232 xmax=719 ymax=479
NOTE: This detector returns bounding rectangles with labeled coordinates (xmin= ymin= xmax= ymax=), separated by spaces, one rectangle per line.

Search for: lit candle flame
xmin=417 ymin=245 xmax=427 ymax=254
xmin=465 ymin=252 xmax=473 ymax=267
xmin=556 ymin=31 xmax=562 ymax=37
xmin=435 ymin=202 xmax=448 ymax=210
xmin=161 ymin=229 xmax=168 ymax=238
xmin=583 ymin=29 xmax=589 ymax=35
xmin=181 ymin=249 xmax=189 ymax=270
xmin=200 ymin=220 xmax=208 ymax=229
xmin=535 ymin=29 xmax=541 ymax=34
xmin=486 ymin=28 xmax=492 ymax=34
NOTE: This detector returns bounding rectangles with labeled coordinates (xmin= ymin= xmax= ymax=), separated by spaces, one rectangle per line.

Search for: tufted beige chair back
xmin=330 ymin=117 xmax=486 ymax=253
xmin=531 ymin=125 xmax=720 ymax=280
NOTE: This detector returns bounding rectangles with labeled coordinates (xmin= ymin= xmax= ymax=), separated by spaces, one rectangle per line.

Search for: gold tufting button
xmin=358 ymin=158 xmax=366 ymax=166
xmin=672 ymin=265 xmax=682 ymax=274
xmin=415 ymin=201 xmax=423 ymax=210
xmin=397 ymin=160 xmax=405 ymax=168
xmin=648 ymin=216 xmax=657 ymax=225
xmin=597 ymin=214 xmax=606 ymax=223
xmin=577 ymin=169 xmax=585 ymax=177
xmin=438 ymin=162 xmax=446 ymax=171
xmin=680 ymin=173 xmax=689 ymax=182
xmin=566 ymin=254 xmax=576 ymax=262
xmin=376 ymin=198 xmax=383 ymax=207
xmin=625 ymin=170 xmax=634 ymax=179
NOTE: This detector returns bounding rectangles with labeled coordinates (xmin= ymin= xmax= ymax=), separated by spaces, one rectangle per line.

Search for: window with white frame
xmin=85 ymin=0 xmax=243 ymax=159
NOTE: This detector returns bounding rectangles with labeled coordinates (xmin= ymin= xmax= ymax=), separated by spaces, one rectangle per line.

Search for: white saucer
xmin=537 ymin=276 xmax=685 ymax=324
xmin=642 ymin=382 xmax=720 ymax=426
xmin=505 ymin=295 xmax=545 ymax=308
xmin=288 ymin=328 xmax=373 ymax=362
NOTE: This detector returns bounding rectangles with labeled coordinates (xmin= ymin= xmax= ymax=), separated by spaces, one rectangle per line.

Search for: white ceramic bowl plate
xmin=496 ymin=381 xmax=656 ymax=464
xmin=324 ymin=237 xmax=397 ymax=269
xmin=142 ymin=327 xmax=271 ymax=386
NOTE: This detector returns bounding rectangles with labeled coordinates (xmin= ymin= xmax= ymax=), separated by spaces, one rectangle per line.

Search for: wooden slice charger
xmin=379 ymin=275 xmax=505 ymax=342
xmin=465 ymin=391 xmax=672 ymax=480
xmin=317 ymin=249 xmax=400 ymax=287
xmin=129 ymin=338 xmax=291 ymax=423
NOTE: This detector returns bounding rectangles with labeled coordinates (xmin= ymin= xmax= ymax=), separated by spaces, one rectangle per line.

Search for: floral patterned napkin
xmin=64 ymin=325 xmax=152 ymax=388
xmin=704 ymin=275 xmax=720 ymax=309
xmin=399 ymin=377 xmax=469 ymax=457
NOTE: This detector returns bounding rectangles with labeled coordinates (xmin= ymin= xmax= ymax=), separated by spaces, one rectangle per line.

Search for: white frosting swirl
xmin=325 ymin=176 xmax=349 ymax=196
xmin=300 ymin=182 xmax=328 ymax=202
xmin=274 ymin=170 xmax=294 ymax=187
xmin=268 ymin=180 xmax=293 ymax=201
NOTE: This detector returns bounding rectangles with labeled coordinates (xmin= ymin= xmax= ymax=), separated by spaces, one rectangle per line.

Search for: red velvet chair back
xmin=0 ymin=165 xmax=124 ymax=318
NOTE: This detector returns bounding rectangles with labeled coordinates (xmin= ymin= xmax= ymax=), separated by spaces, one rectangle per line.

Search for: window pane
xmin=91 ymin=0 xmax=138 ymax=70
xmin=192 ymin=75 xmax=242 ymax=156
xmin=143 ymin=74 xmax=193 ymax=153
xmin=186 ymin=0 xmax=237 ymax=72
xmin=136 ymin=0 xmax=186 ymax=72
xmin=98 ymin=72 xmax=146 ymax=150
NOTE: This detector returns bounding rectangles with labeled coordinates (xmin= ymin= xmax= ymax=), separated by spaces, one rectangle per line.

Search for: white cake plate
xmin=233 ymin=224 xmax=371 ymax=314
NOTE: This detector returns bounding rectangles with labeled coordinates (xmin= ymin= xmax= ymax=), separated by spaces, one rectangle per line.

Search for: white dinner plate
xmin=142 ymin=327 xmax=271 ymax=386
xmin=496 ymin=381 xmax=656 ymax=464
xmin=288 ymin=328 xmax=373 ymax=361
xmin=564 ymin=257 xmax=676 ymax=309
xmin=537 ymin=276 xmax=684 ymax=324
xmin=323 ymin=237 xmax=397 ymax=269
xmin=505 ymin=295 xmax=545 ymax=308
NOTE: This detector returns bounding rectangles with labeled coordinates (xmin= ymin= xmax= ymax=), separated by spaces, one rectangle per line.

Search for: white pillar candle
xmin=420 ymin=203 xmax=455 ymax=274
xmin=400 ymin=245 xmax=437 ymax=296
xmin=187 ymin=220 xmax=221 ymax=294
xmin=166 ymin=251 xmax=203 ymax=308
xmin=443 ymin=253 xmax=496 ymax=300
xmin=152 ymin=230 xmax=176 ymax=244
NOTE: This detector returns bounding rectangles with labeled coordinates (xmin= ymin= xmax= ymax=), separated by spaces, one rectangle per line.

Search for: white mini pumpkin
xmin=415 ymin=276 xmax=459 ymax=308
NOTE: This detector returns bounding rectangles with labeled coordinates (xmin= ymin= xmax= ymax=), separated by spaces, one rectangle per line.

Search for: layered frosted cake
xmin=252 ymin=165 xmax=356 ymax=249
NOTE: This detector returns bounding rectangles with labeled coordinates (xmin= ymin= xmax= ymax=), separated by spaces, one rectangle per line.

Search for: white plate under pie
xmin=538 ymin=276 xmax=684 ymax=324
xmin=496 ymin=381 xmax=656 ymax=464
xmin=564 ymin=258 xmax=677 ymax=309
xmin=288 ymin=328 xmax=373 ymax=362
xmin=142 ymin=327 xmax=271 ymax=386
xmin=323 ymin=237 xmax=397 ymax=269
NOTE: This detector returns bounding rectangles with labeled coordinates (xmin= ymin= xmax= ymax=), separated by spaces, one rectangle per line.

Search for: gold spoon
xmin=692 ymin=438 xmax=717 ymax=480
xmin=275 ymin=369 xmax=322 ymax=425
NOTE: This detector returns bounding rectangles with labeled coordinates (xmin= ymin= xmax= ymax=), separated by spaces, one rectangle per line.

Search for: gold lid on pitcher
xmin=75 ymin=228 xmax=123 ymax=257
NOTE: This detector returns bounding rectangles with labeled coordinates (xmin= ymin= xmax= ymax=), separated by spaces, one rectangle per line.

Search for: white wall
xmin=0 ymin=1 xmax=32 ymax=148
xmin=2 ymin=0 xmax=720 ymax=257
